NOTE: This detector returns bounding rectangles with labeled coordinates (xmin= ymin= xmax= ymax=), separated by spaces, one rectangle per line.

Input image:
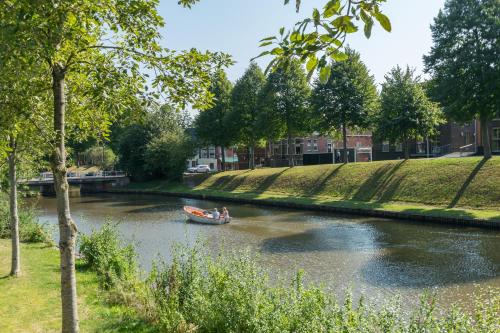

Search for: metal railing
xmin=38 ymin=170 xmax=126 ymax=180
xmin=432 ymin=144 xmax=452 ymax=157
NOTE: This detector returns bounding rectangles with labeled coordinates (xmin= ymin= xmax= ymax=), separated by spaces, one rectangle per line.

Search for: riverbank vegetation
xmin=125 ymin=157 xmax=500 ymax=222
xmin=3 ymin=224 xmax=498 ymax=332
xmin=0 ymin=195 xmax=52 ymax=244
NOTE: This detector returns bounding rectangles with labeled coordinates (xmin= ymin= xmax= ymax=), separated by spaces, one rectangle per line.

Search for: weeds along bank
xmin=190 ymin=158 xmax=500 ymax=210
xmin=0 ymin=194 xmax=52 ymax=244
xmin=79 ymin=223 xmax=500 ymax=333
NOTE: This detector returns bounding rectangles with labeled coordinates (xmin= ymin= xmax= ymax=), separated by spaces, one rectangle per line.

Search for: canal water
xmin=33 ymin=193 xmax=500 ymax=309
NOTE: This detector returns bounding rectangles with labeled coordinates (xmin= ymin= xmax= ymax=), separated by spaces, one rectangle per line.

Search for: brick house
xmin=372 ymin=118 xmax=500 ymax=160
xmin=269 ymin=131 xmax=373 ymax=166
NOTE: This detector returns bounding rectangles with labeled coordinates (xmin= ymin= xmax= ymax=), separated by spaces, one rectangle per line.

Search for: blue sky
xmin=157 ymin=0 xmax=446 ymax=85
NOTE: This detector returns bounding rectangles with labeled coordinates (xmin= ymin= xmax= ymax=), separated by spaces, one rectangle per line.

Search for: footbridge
xmin=24 ymin=171 xmax=130 ymax=195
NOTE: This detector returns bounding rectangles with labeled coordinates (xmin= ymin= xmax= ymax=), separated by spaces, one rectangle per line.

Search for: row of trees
xmin=196 ymin=0 xmax=499 ymax=166
xmin=195 ymin=52 xmax=443 ymax=167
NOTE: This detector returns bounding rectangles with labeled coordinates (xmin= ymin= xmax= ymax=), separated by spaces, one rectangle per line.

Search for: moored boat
xmin=183 ymin=206 xmax=231 ymax=225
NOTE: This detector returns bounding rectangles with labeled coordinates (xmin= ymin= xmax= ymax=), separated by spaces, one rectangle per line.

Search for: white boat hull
xmin=183 ymin=206 xmax=230 ymax=225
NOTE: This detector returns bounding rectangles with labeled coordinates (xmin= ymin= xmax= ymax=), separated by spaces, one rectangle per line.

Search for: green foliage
xmin=116 ymin=104 xmax=192 ymax=180
xmin=424 ymin=0 xmax=500 ymax=123
xmin=82 ymin=146 xmax=117 ymax=170
xmin=256 ymin=0 xmax=391 ymax=81
xmin=0 ymin=196 xmax=52 ymax=244
xmin=376 ymin=66 xmax=444 ymax=158
xmin=257 ymin=60 xmax=312 ymax=142
xmin=144 ymin=130 xmax=194 ymax=180
xmin=194 ymin=69 xmax=234 ymax=149
xmin=311 ymin=48 xmax=378 ymax=136
xmin=79 ymin=222 xmax=137 ymax=290
xmin=228 ymin=63 xmax=267 ymax=148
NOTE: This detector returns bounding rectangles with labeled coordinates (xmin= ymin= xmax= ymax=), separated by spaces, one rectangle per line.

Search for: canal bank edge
xmin=104 ymin=188 xmax=500 ymax=230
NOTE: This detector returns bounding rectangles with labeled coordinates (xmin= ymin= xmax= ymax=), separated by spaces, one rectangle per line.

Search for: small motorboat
xmin=183 ymin=206 xmax=231 ymax=225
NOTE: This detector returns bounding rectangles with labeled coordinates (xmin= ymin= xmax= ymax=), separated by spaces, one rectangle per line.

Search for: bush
xmin=144 ymin=243 xmax=500 ymax=333
xmin=79 ymin=222 xmax=138 ymax=290
xmin=0 ymin=195 xmax=53 ymax=244
xmin=80 ymin=225 xmax=500 ymax=333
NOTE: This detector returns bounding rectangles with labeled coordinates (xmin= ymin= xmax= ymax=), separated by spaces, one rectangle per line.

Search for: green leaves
xmin=319 ymin=65 xmax=331 ymax=83
xmin=375 ymin=12 xmax=391 ymax=32
xmin=323 ymin=0 xmax=340 ymax=18
xmin=306 ymin=55 xmax=318 ymax=72
xmin=257 ymin=0 xmax=392 ymax=82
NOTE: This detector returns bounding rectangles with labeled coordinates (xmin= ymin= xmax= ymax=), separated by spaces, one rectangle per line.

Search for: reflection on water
xmin=32 ymin=193 xmax=500 ymax=308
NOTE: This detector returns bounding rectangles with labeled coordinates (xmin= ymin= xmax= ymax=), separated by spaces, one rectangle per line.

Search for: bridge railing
xmin=37 ymin=170 xmax=126 ymax=180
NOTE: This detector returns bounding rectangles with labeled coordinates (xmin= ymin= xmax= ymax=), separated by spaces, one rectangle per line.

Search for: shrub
xmin=79 ymin=222 xmax=138 ymax=290
xmin=0 ymin=195 xmax=53 ymax=244
xmin=79 ymin=224 xmax=500 ymax=332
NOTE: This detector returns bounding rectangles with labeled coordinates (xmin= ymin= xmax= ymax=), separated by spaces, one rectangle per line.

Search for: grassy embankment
xmin=0 ymin=240 xmax=154 ymax=333
xmin=124 ymin=157 xmax=500 ymax=222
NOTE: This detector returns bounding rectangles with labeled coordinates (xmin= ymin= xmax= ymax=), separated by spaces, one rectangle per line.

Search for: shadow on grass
xmin=306 ymin=164 xmax=344 ymax=196
xmin=352 ymin=160 xmax=406 ymax=202
xmin=448 ymin=158 xmax=487 ymax=208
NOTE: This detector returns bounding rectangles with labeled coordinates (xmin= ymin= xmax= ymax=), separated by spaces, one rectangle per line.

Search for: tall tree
xmin=258 ymin=60 xmax=312 ymax=167
xmin=311 ymin=49 xmax=378 ymax=163
xmin=229 ymin=63 xmax=266 ymax=169
xmin=194 ymin=70 xmax=234 ymax=170
xmin=376 ymin=66 xmax=444 ymax=160
xmin=0 ymin=40 xmax=50 ymax=277
xmin=424 ymin=0 xmax=500 ymax=159
xmin=2 ymin=1 xmax=230 ymax=331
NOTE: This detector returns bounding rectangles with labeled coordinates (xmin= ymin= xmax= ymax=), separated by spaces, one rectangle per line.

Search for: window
xmin=395 ymin=143 xmax=403 ymax=152
xmin=209 ymin=163 xmax=214 ymax=170
xmin=192 ymin=161 xmax=196 ymax=167
xmin=201 ymin=149 xmax=208 ymax=158
xmin=295 ymin=146 xmax=301 ymax=155
xmin=209 ymin=147 xmax=215 ymax=158
xmin=493 ymin=128 xmax=500 ymax=152
xmin=307 ymin=139 xmax=312 ymax=151
xmin=327 ymin=143 xmax=332 ymax=153
xmin=382 ymin=141 xmax=390 ymax=152
xmin=313 ymin=139 xmax=318 ymax=151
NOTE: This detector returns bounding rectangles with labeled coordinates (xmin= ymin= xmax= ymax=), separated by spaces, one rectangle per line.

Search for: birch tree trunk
xmin=51 ymin=64 xmax=79 ymax=333
xmin=8 ymin=136 xmax=20 ymax=277
xmin=480 ymin=118 xmax=492 ymax=159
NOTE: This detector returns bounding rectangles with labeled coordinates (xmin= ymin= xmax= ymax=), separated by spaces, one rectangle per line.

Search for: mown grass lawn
xmin=125 ymin=157 xmax=500 ymax=222
xmin=0 ymin=240 xmax=155 ymax=333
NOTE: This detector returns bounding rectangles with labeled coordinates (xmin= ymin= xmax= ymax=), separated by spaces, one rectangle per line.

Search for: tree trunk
xmin=250 ymin=143 xmax=255 ymax=170
xmin=287 ymin=132 xmax=294 ymax=167
xmin=8 ymin=136 xmax=20 ymax=277
xmin=342 ymin=122 xmax=348 ymax=164
xmin=480 ymin=118 xmax=492 ymax=159
xmin=404 ymin=138 xmax=410 ymax=160
xmin=221 ymin=146 xmax=226 ymax=171
xmin=51 ymin=64 xmax=79 ymax=333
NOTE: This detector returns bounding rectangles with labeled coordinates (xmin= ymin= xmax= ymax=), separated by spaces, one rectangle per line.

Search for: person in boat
xmin=222 ymin=207 xmax=230 ymax=222
xmin=212 ymin=208 xmax=220 ymax=220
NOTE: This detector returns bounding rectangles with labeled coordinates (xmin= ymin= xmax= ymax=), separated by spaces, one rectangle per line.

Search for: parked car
xmin=195 ymin=165 xmax=211 ymax=173
xmin=186 ymin=167 xmax=197 ymax=173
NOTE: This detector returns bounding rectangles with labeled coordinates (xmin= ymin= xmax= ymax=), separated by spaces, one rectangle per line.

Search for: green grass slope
xmin=126 ymin=157 xmax=500 ymax=222
xmin=196 ymin=157 xmax=500 ymax=208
